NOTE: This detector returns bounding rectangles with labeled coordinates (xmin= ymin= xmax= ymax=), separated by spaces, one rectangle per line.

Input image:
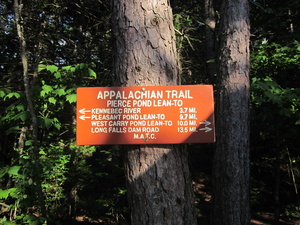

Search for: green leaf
xmin=5 ymin=126 xmax=20 ymax=135
xmin=88 ymin=68 xmax=96 ymax=78
xmin=8 ymin=166 xmax=21 ymax=176
xmin=118 ymin=188 xmax=127 ymax=195
xmin=66 ymin=94 xmax=77 ymax=103
xmin=262 ymin=38 xmax=268 ymax=45
xmin=0 ymin=167 xmax=9 ymax=178
xmin=38 ymin=64 xmax=47 ymax=72
xmin=54 ymin=71 xmax=62 ymax=79
xmin=79 ymin=63 xmax=87 ymax=69
xmin=0 ymin=187 xmax=18 ymax=200
xmin=40 ymin=90 xmax=46 ymax=97
xmin=54 ymin=88 xmax=66 ymax=96
xmin=174 ymin=14 xmax=183 ymax=19
xmin=48 ymin=97 xmax=57 ymax=104
xmin=7 ymin=188 xmax=18 ymax=198
xmin=42 ymin=84 xmax=53 ymax=94
xmin=5 ymin=92 xmax=21 ymax=100
xmin=53 ymin=117 xmax=61 ymax=130
xmin=13 ymin=111 xmax=30 ymax=122
xmin=16 ymin=104 xmax=25 ymax=111
xmin=62 ymin=65 xmax=72 ymax=71
xmin=0 ymin=189 xmax=9 ymax=199
xmin=0 ymin=88 xmax=11 ymax=98
xmin=25 ymin=140 xmax=33 ymax=146
xmin=46 ymin=65 xmax=59 ymax=73
xmin=206 ymin=59 xmax=216 ymax=64
xmin=43 ymin=117 xmax=53 ymax=129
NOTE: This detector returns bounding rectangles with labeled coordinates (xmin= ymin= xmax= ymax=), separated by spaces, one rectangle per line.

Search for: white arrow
xmin=199 ymin=120 xmax=211 ymax=126
xmin=199 ymin=127 xmax=212 ymax=132
xmin=79 ymin=108 xmax=91 ymax=114
xmin=79 ymin=115 xmax=91 ymax=120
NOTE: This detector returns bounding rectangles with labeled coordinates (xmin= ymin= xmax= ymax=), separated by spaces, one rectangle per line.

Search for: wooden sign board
xmin=76 ymin=85 xmax=215 ymax=145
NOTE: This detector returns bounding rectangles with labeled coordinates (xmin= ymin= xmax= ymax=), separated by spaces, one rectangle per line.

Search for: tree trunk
xmin=204 ymin=0 xmax=218 ymax=81
xmin=14 ymin=0 xmax=47 ymax=218
xmin=123 ymin=145 xmax=196 ymax=225
xmin=112 ymin=0 xmax=197 ymax=224
xmin=211 ymin=0 xmax=251 ymax=224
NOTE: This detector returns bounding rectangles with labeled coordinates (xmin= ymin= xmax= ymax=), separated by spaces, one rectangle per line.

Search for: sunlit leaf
xmin=48 ymin=97 xmax=57 ymax=104
xmin=62 ymin=65 xmax=72 ymax=71
xmin=25 ymin=140 xmax=33 ymax=146
xmin=38 ymin=64 xmax=47 ymax=72
xmin=53 ymin=117 xmax=61 ymax=130
xmin=66 ymin=94 xmax=76 ymax=103
xmin=54 ymin=71 xmax=62 ymax=79
xmin=0 ymin=189 xmax=9 ymax=199
xmin=5 ymin=92 xmax=21 ymax=100
xmin=88 ymin=68 xmax=97 ymax=78
xmin=54 ymin=88 xmax=66 ymax=96
xmin=42 ymin=85 xmax=53 ymax=94
xmin=46 ymin=65 xmax=59 ymax=73
xmin=8 ymin=166 xmax=21 ymax=176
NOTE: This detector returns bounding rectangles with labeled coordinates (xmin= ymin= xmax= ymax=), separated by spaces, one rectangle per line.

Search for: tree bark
xmin=123 ymin=145 xmax=196 ymax=225
xmin=14 ymin=0 xmax=47 ymax=217
xmin=112 ymin=0 xmax=197 ymax=224
xmin=211 ymin=0 xmax=251 ymax=224
xmin=112 ymin=0 xmax=179 ymax=87
xmin=204 ymin=0 xmax=218 ymax=80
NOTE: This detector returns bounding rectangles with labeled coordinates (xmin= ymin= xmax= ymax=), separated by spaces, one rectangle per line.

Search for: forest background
xmin=0 ymin=0 xmax=299 ymax=224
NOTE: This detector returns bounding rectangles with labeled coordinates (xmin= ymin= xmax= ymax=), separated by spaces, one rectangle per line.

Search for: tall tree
xmin=204 ymin=0 xmax=218 ymax=80
xmin=211 ymin=0 xmax=251 ymax=224
xmin=111 ymin=0 xmax=197 ymax=224
xmin=13 ymin=0 xmax=47 ymax=218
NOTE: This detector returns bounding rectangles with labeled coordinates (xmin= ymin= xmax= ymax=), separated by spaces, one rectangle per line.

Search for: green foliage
xmin=285 ymin=204 xmax=300 ymax=218
xmin=251 ymin=76 xmax=300 ymax=123
xmin=35 ymin=63 xmax=97 ymax=132
xmin=251 ymin=39 xmax=300 ymax=124
xmin=1 ymin=0 xmax=122 ymax=224
xmin=172 ymin=3 xmax=208 ymax=84
xmin=250 ymin=35 xmax=300 ymax=217
xmin=0 ymin=58 xmax=128 ymax=224
xmin=251 ymin=40 xmax=300 ymax=78
xmin=40 ymin=144 xmax=70 ymax=214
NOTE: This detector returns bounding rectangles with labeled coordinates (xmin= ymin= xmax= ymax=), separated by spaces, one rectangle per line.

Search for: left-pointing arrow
xmin=79 ymin=108 xmax=91 ymax=114
xmin=79 ymin=115 xmax=91 ymax=120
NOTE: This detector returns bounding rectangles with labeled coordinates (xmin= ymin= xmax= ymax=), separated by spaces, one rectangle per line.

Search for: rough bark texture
xmin=112 ymin=0 xmax=179 ymax=87
xmin=123 ymin=145 xmax=196 ymax=225
xmin=211 ymin=0 xmax=251 ymax=224
xmin=112 ymin=1 xmax=197 ymax=224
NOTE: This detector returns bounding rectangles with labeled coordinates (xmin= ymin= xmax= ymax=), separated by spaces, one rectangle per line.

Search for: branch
xmin=174 ymin=28 xmax=195 ymax=51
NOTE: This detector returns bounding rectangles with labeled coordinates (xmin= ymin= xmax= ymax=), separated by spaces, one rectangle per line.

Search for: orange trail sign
xmin=76 ymin=85 xmax=215 ymax=145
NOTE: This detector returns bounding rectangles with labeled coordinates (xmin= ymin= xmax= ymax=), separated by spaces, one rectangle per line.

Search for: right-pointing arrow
xmin=199 ymin=127 xmax=212 ymax=132
xmin=199 ymin=120 xmax=211 ymax=126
